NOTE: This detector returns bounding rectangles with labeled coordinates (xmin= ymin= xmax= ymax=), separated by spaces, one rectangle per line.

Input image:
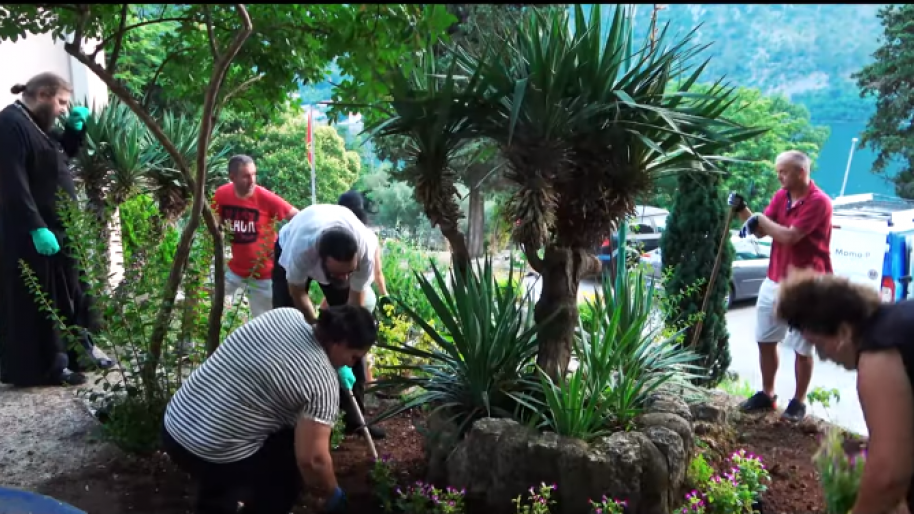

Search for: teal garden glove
xmin=67 ymin=106 xmax=90 ymax=131
xmin=337 ymin=366 xmax=356 ymax=391
xmin=30 ymin=228 xmax=60 ymax=256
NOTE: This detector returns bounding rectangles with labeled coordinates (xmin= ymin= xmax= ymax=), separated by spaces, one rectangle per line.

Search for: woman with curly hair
xmin=777 ymin=270 xmax=914 ymax=514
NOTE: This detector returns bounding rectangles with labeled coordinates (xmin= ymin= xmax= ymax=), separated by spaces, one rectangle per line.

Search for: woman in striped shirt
xmin=162 ymin=304 xmax=377 ymax=514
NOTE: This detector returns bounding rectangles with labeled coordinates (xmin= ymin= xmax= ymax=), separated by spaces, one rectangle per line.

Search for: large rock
xmin=446 ymin=417 xmax=684 ymax=514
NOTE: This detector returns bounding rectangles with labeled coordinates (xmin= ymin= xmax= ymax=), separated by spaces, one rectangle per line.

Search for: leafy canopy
xmin=854 ymin=4 xmax=914 ymax=198
xmin=0 ymin=4 xmax=457 ymax=124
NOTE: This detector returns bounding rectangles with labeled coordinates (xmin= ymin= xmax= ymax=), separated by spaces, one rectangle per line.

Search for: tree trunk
xmin=532 ymin=245 xmax=601 ymax=380
xmin=440 ymin=224 xmax=471 ymax=276
xmin=63 ymin=7 xmax=253 ymax=400
xmin=466 ymin=188 xmax=485 ymax=258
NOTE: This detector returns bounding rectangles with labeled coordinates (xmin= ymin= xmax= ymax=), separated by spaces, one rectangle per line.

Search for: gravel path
xmin=0 ymin=212 xmax=125 ymax=492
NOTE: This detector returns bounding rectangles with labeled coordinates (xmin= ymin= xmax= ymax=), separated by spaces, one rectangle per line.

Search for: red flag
xmin=306 ymin=107 xmax=314 ymax=167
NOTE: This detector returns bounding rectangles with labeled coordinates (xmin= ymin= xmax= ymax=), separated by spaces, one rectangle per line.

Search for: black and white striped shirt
xmin=164 ymin=308 xmax=340 ymax=463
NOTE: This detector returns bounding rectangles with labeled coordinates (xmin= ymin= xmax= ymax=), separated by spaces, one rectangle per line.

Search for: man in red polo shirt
xmin=214 ymin=155 xmax=298 ymax=318
xmin=728 ymin=150 xmax=833 ymax=422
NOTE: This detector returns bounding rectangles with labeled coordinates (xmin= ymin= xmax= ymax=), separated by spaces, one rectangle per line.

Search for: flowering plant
xmin=730 ymin=449 xmax=770 ymax=501
xmin=369 ymin=455 xmax=397 ymax=513
xmin=813 ymin=428 xmax=866 ymax=514
xmin=589 ymin=495 xmax=627 ymax=513
xmin=396 ymin=481 xmax=466 ymax=514
xmin=512 ymin=483 xmax=557 ymax=514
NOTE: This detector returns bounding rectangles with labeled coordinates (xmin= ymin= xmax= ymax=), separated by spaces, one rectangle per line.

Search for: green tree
xmin=371 ymin=6 xmax=764 ymax=378
xmin=659 ymin=173 xmax=733 ymax=386
xmin=220 ymin=119 xmax=361 ymax=208
xmin=0 ymin=3 xmax=454 ymax=380
xmin=648 ymin=85 xmax=830 ymax=209
xmin=854 ymin=4 xmax=914 ymax=198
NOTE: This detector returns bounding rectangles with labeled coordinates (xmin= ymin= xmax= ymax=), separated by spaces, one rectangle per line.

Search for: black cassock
xmin=0 ymin=101 xmax=98 ymax=386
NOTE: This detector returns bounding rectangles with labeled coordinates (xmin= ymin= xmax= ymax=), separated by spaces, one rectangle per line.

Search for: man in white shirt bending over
xmin=272 ymin=203 xmax=385 ymax=439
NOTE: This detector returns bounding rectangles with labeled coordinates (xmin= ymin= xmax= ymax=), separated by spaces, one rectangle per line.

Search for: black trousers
xmin=271 ymin=241 xmax=368 ymax=430
xmin=0 ymin=226 xmax=96 ymax=386
xmin=162 ymin=425 xmax=301 ymax=514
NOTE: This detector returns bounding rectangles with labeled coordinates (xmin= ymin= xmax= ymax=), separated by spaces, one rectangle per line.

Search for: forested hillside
xmin=627 ymin=4 xmax=882 ymax=125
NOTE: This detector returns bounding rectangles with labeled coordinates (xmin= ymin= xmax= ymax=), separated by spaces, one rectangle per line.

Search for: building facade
xmin=0 ymin=32 xmax=108 ymax=109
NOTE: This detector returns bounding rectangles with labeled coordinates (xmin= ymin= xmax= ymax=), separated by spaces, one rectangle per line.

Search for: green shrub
xmin=371 ymin=255 xmax=542 ymax=437
xmin=22 ymin=193 xmax=245 ymax=453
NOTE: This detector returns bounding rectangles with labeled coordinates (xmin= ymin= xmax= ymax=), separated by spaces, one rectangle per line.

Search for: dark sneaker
xmin=739 ymin=391 xmax=777 ymax=412
xmin=781 ymin=399 xmax=807 ymax=422
xmin=56 ymin=369 xmax=87 ymax=387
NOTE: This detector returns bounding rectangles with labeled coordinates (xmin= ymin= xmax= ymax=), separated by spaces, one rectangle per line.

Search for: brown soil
xmin=34 ymin=409 xmax=428 ymax=514
xmin=33 ymin=407 xmax=840 ymax=514
xmin=706 ymin=412 xmax=834 ymax=514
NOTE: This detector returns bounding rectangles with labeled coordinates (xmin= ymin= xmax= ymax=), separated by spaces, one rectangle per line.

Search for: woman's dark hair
xmin=11 ymin=72 xmax=73 ymax=99
xmin=317 ymin=227 xmax=358 ymax=262
xmin=314 ymin=304 xmax=378 ymax=350
xmin=338 ymin=189 xmax=376 ymax=225
xmin=777 ymin=270 xmax=882 ymax=338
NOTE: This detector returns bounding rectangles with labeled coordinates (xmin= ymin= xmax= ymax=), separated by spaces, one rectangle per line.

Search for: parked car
xmin=640 ymin=233 xmax=772 ymax=308
xmin=597 ymin=205 xmax=669 ymax=275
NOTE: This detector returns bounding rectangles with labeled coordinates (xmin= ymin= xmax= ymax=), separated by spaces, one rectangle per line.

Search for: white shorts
xmin=225 ymin=270 xmax=273 ymax=319
xmin=755 ymin=278 xmax=812 ymax=356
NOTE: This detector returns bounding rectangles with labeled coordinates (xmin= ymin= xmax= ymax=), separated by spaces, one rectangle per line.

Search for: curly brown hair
xmin=776 ymin=269 xmax=882 ymax=337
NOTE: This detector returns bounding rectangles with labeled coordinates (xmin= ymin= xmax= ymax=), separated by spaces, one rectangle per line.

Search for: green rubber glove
xmin=337 ymin=366 xmax=356 ymax=391
xmin=67 ymin=106 xmax=90 ymax=131
xmin=31 ymin=228 xmax=60 ymax=256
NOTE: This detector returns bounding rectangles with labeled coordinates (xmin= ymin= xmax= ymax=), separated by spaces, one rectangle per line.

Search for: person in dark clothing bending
xmin=777 ymin=270 xmax=914 ymax=514
xmin=0 ymin=72 xmax=111 ymax=387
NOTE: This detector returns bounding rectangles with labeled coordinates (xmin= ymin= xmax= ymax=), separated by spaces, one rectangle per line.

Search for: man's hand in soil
xmin=321 ymin=487 xmax=347 ymax=513
xmin=727 ymin=192 xmax=747 ymax=213
xmin=338 ymin=366 xmax=356 ymax=391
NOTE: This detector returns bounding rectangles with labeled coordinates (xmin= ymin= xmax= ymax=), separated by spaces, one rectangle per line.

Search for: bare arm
xmin=289 ymin=283 xmax=319 ymax=324
xmin=347 ymin=288 xmax=366 ymax=307
xmin=373 ymin=247 xmax=388 ymax=297
xmin=286 ymin=207 xmax=300 ymax=220
xmin=295 ymin=417 xmax=338 ymax=498
xmin=852 ymin=350 xmax=914 ymax=514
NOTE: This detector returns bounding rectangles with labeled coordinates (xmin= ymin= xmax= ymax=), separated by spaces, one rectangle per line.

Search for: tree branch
xmin=213 ymin=74 xmax=263 ymax=121
xmin=203 ymin=5 xmax=220 ymax=59
xmin=70 ymin=4 xmax=90 ymax=52
xmin=105 ymin=4 xmax=130 ymax=74
xmin=92 ymin=15 xmax=194 ymax=54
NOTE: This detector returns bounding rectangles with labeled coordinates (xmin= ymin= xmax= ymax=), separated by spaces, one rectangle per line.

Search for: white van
xmin=831 ymin=207 xmax=914 ymax=302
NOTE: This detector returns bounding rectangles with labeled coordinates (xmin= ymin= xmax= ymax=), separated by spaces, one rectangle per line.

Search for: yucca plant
xmin=449 ymin=5 xmax=767 ymax=379
xmin=145 ymin=111 xmax=232 ymax=224
xmin=516 ymin=227 xmax=701 ymax=439
xmin=365 ymin=49 xmax=491 ymax=273
xmin=369 ymin=255 xmax=544 ymax=438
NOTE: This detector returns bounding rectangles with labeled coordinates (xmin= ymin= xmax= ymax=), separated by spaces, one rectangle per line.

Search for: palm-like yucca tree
xmin=365 ymin=53 xmax=490 ymax=272
xmin=455 ymin=5 xmax=765 ymax=378
xmin=72 ymin=98 xmax=160 ymax=223
xmin=145 ymin=111 xmax=232 ymax=224
xmin=370 ymin=4 xmax=766 ymax=378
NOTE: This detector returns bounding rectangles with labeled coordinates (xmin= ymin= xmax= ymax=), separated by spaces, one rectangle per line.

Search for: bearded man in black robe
xmin=0 ymin=72 xmax=112 ymax=387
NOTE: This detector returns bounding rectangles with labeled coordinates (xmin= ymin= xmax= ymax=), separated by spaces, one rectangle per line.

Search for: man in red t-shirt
xmin=727 ymin=150 xmax=833 ymax=422
xmin=214 ymin=155 xmax=298 ymax=318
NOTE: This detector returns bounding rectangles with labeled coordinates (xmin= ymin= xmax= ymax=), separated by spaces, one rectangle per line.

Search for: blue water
xmin=812 ymin=122 xmax=898 ymax=198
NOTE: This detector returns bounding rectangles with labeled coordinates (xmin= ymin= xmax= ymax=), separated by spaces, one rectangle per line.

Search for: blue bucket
xmin=0 ymin=487 xmax=86 ymax=514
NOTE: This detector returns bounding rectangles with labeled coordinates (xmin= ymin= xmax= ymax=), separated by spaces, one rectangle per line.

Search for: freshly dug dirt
xmin=33 ymin=410 xmax=427 ymax=514
xmin=27 ymin=402 xmax=843 ymax=514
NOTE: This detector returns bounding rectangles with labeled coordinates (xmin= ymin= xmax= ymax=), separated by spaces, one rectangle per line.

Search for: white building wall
xmin=0 ymin=32 xmax=108 ymax=109
xmin=0 ymin=32 xmax=120 ymax=286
